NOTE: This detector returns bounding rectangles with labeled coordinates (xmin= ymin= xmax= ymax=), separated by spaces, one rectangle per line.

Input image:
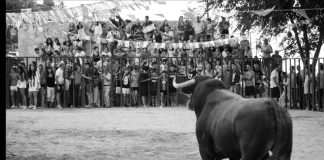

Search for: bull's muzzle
xmin=172 ymin=76 xmax=196 ymax=89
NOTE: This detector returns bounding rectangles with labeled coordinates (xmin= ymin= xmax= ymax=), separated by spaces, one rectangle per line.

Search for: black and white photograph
xmin=5 ymin=0 xmax=324 ymax=159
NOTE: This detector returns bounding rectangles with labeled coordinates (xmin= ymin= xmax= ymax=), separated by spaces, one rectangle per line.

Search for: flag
xmin=293 ymin=9 xmax=311 ymax=21
xmin=251 ymin=6 xmax=275 ymax=16
xmin=154 ymin=14 xmax=165 ymax=19
xmin=143 ymin=23 xmax=155 ymax=33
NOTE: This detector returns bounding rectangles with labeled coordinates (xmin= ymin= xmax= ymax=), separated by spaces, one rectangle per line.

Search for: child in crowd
xmin=9 ymin=66 xmax=19 ymax=108
xmin=130 ymin=66 xmax=140 ymax=106
xmin=38 ymin=64 xmax=47 ymax=108
xmin=28 ymin=63 xmax=40 ymax=109
xmin=160 ymin=70 xmax=168 ymax=107
xmin=122 ymin=67 xmax=131 ymax=107
xmin=150 ymin=69 xmax=158 ymax=106
xmin=46 ymin=64 xmax=55 ymax=108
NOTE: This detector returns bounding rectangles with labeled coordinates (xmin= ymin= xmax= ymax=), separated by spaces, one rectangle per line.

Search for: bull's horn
xmin=173 ymin=77 xmax=195 ymax=89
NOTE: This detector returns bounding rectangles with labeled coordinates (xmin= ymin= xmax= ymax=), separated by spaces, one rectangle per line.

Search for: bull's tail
xmin=269 ymin=100 xmax=293 ymax=160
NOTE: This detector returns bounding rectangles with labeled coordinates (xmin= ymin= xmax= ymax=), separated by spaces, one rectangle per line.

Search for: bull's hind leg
xmin=196 ymin=131 xmax=217 ymax=160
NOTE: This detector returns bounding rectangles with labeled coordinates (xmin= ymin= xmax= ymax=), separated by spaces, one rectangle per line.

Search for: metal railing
xmin=6 ymin=56 xmax=324 ymax=111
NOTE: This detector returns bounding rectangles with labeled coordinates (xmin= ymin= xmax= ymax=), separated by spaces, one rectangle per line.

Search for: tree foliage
xmin=200 ymin=0 xmax=324 ymax=65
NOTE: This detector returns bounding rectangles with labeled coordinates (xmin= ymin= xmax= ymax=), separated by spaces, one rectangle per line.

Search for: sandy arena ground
xmin=6 ymin=107 xmax=324 ymax=160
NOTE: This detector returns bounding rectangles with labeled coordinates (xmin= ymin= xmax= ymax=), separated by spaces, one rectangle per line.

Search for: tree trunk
xmin=311 ymin=22 xmax=324 ymax=68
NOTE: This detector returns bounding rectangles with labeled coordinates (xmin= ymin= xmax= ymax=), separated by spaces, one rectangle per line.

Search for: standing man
xmin=296 ymin=65 xmax=304 ymax=109
xmin=218 ymin=17 xmax=230 ymax=39
xmin=38 ymin=64 xmax=47 ymax=108
xmin=143 ymin=16 xmax=154 ymax=40
xmin=261 ymin=38 xmax=273 ymax=77
xmin=271 ymin=50 xmax=282 ymax=70
xmin=55 ymin=61 xmax=65 ymax=109
xmin=270 ymin=64 xmax=281 ymax=102
xmin=242 ymin=64 xmax=255 ymax=98
xmin=289 ymin=66 xmax=297 ymax=109
xmin=192 ymin=16 xmax=205 ymax=42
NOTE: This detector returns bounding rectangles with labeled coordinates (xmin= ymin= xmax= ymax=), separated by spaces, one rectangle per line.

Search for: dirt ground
xmin=6 ymin=107 xmax=324 ymax=160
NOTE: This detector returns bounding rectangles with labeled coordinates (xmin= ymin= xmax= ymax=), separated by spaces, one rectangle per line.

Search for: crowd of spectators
xmin=7 ymin=15 xmax=324 ymax=112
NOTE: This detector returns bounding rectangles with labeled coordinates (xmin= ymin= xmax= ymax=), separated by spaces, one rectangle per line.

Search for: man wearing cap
xmin=55 ymin=61 xmax=65 ymax=109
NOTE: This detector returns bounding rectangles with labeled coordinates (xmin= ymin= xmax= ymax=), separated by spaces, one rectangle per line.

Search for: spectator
xmin=63 ymin=71 xmax=71 ymax=108
xmin=230 ymin=63 xmax=242 ymax=95
xmin=82 ymin=62 xmax=93 ymax=108
xmin=74 ymin=47 xmax=85 ymax=66
xmin=192 ymin=16 xmax=205 ymax=41
xmin=289 ymin=66 xmax=298 ymax=108
xmin=9 ymin=66 xmax=19 ymax=109
xmin=106 ymin=26 xmax=119 ymax=52
xmin=205 ymin=18 xmax=215 ymax=41
xmin=160 ymin=20 xmax=170 ymax=33
xmin=242 ymin=64 xmax=255 ymax=98
xmin=149 ymin=69 xmax=159 ymax=106
xmin=254 ymin=63 xmax=265 ymax=98
xmin=122 ymin=67 xmax=131 ymax=107
xmin=130 ymin=66 xmax=140 ymax=106
xmin=152 ymin=29 xmax=162 ymax=43
xmin=101 ymin=47 xmax=111 ymax=57
xmin=46 ymin=64 xmax=55 ymax=108
xmin=53 ymin=38 xmax=62 ymax=53
xmin=131 ymin=19 xmax=143 ymax=35
xmin=17 ymin=65 xmax=27 ymax=109
xmin=100 ymin=65 xmax=112 ymax=107
xmin=91 ymin=46 xmax=100 ymax=63
xmin=125 ymin=19 xmax=133 ymax=39
xmin=168 ymin=65 xmax=178 ymax=106
xmin=244 ymin=46 xmax=252 ymax=58
xmin=271 ymin=50 xmax=282 ymax=70
xmin=176 ymin=16 xmax=185 ymax=40
xmin=297 ymin=65 xmax=304 ymax=109
xmin=133 ymin=27 xmax=145 ymax=41
xmin=92 ymin=64 xmax=101 ymax=107
xmin=71 ymin=65 xmax=82 ymax=108
xmin=270 ymin=64 xmax=281 ymax=102
xmin=68 ymin=22 xmax=77 ymax=34
xmin=113 ymin=66 xmax=122 ymax=107
xmin=279 ymin=72 xmax=290 ymax=107
xmin=161 ymin=26 xmax=174 ymax=43
xmin=139 ymin=66 xmax=150 ymax=107
xmin=304 ymin=67 xmax=314 ymax=111
xmin=201 ymin=63 xmax=214 ymax=77
xmin=160 ymin=70 xmax=168 ymax=107
xmin=55 ymin=61 xmax=65 ymax=109
xmin=143 ymin=16 xmax=153 ymax=37
xmin=38 ymin=64 xmax=47 ymax=108
xmin=178 ymin=60 xmax=186 ymax=75
xmin=219 ymin=17 xmax=230 ymax=38
xmin=184 ymin=20 xmax=194 ymax=41
xmin=92 ymin=21 xmax=103 ymax=40
xmin=27 ymin=63 xmax=40 ymax=109
xmin=45 ymin=38 xmax=54 ymax=56
xmin=261 ymin=38 xmax=273 ymax=75
xmin=317 ymin=63 xmax=324 ymax=111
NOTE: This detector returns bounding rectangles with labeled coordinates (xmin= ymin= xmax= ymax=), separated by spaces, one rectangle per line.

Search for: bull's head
xmin=173 ymin=76 xmax=226 ymax=115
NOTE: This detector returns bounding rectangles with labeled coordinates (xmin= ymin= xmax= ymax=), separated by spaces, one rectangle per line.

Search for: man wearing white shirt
xmin=55 ymin=61 xmax=65 ymax=109
xmin=270 ymin=64 xmax=280 ymax=101
xmin=192 ymin=16 xmax=205 ymax=41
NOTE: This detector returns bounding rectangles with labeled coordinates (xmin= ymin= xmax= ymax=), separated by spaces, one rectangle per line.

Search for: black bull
xmin=173 ymin=76 xmax=292 ymax=160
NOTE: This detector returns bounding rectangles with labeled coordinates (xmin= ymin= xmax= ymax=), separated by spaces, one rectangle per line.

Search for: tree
xmin=6 ymin=0 xmax=37 ymax=13
xmin=42 ymin=0 xmax=55 ymax=11
xmin=199 ymin=0 xmax=324 ymax=67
